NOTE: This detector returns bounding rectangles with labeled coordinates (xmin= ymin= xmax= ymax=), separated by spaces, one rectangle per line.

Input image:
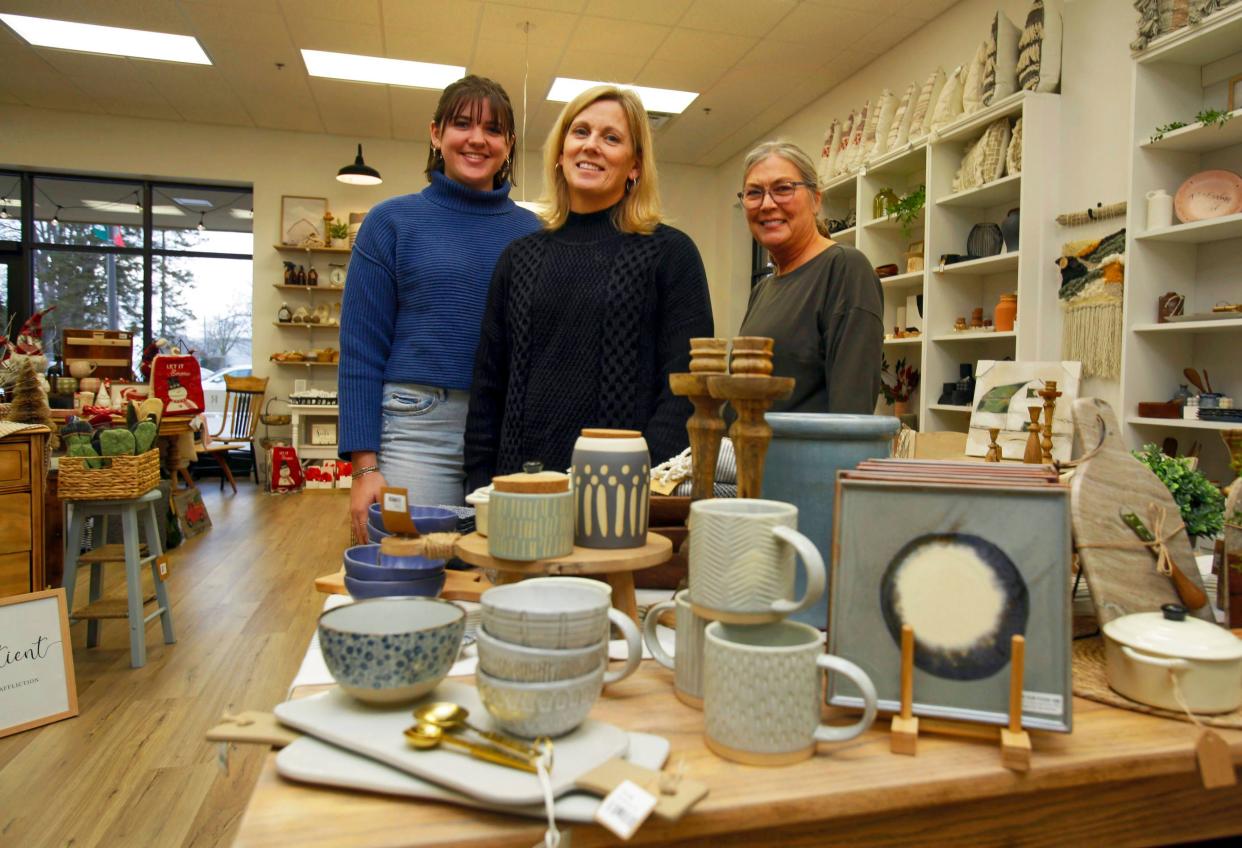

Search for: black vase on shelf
xmin=967 ymin=223 xmax=1003 ymax=258
xmin=937 ymin=381 xmax=957 ymax=404
xmin=1001 ymin=208 xmax=1020 ymax=251
xmin=951 ymin=363 xmax=976 ymax=406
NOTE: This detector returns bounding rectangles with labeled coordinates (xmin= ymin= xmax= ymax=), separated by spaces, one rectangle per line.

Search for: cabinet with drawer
xmin=0 ymin=429 xmax=48 ymax=597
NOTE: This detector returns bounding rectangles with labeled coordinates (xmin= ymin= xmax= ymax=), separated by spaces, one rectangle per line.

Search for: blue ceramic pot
xmin=761 ymin=413 xmax=901 ymax=629
xmin=366 ymin=504 xmax=458 ymax=534
xmin=343 ymin=571 xmax=446 ymax=600
xmin=343 ymin=543 xmax=444 ymax=581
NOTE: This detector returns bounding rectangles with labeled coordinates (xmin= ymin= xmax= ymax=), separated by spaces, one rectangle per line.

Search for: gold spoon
xmin=413 ymin=701 xmax=541 ymax=759
xmin=403 ymin=722 xmax=537 ymax=773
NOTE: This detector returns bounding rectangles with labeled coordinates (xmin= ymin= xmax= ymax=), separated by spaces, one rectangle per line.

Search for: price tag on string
xmin=594 ymin=779 xmax=657 ymax=841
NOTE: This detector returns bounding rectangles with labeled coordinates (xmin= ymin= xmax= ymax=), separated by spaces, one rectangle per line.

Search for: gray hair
xmin=741 ymin=140 xmax=829 ymax=236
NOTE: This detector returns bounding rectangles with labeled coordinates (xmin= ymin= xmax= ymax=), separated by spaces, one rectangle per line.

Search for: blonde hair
xmin=539 ymin=86 xmax=662 ymax=234
xmin=741 ymin=140 xmax=830 ymax=237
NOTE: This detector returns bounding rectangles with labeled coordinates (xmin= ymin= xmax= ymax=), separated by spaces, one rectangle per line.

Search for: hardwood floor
xmin=0 ymin=483 xmax=350 ymax=848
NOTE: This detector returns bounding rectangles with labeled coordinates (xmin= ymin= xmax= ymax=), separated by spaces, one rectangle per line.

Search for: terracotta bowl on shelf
xmin=1173 ymin=169 xmax=1242 ymax=222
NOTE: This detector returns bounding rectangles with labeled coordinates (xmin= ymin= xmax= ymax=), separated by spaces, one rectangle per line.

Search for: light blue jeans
xmin=378 ymin=382 xmax=469 ymax=506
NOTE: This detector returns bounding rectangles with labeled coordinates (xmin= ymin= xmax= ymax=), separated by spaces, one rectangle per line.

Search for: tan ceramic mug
xmin=642 ymin=589 xmax=708 ymax=708
xmin=688 ymin=498 xmax=825 ymax=623
xmin=703 ymin=620 xmax=878 ymax=765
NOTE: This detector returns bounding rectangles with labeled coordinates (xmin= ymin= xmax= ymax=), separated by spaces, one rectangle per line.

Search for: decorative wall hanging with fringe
xmin=1056 ymin=227 xmax=1126 ymax=379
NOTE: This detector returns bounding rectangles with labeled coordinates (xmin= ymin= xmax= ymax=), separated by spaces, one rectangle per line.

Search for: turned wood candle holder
xmin=706 ymin=337 xmax=794 ymax=499
xmin=985 ymin=428 xmax=1002 ymax=462
xmin=1023 ymin=406 xmax=1043 ymax=464
xmin=1038 ymin=380 xmax=1062 ymax=464
xmin=669 ymin=338 xmax=730 ymax=501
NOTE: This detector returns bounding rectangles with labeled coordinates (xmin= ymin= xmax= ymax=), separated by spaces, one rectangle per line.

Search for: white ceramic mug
xmin=688 ymin=499 xmax=826 ymax=624
xmin=642 ymin=589 xmax=708 ymax=708
xmin=67 ymin=359 xmax=98 ymax=379
xmin=703 ymin=620 xmax=878 ymax=765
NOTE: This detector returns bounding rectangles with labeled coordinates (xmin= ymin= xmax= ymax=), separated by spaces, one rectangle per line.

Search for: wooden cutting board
xmin=1070 ymin=398 xmax=1212 ymax=624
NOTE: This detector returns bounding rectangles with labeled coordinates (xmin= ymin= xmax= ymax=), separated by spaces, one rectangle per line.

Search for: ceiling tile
xmin=311 ymin=79 xmax=393 ymax=138
xmin=384 ymin=27 xmax=474 ymax=65
xmin=468 ymin=38 xmax=561 ymax=108
xmin=568 ymin=16 xmax=668 ymax=60
xmin=675 ymin=0 xmax=797 ymax=37
xmin=734 ymin=38 xmax=832 ymax=77
xmin=798 ymin=0 xmax=909 ymax=15
xmin=0 ymin=0 xmax=193 ymax=31
xmin=139 ymin=63 xmax=255 ymax=127
xmin=485 ymin=0 xmax=589 ymax=13
xmin=389 ymin=86 xmax=446 ymax=140
xmin=237 ymin=89 xmax=326 ymax=133
xmin=280 ymin=0 xmax=381 ymax=25
xmin=556 ymin=49 xmax=645 ymax=82
xmin=0 ymin=33 xmax=56 ymax=76
xmin=179 ymin=5 xmax=291 ymax=51
xmin=0 ymin=90 xmax=20 ymax=104
xmin=284 ymin=16 xmax=385 ymax=54
xmin=634 ymin=58 xmax=725 ymax=93
xmin=476 ymin=4 xmax=578 ymax=49
xmin=764 ymin=4 xmax=876 ymax=48
xmin=0 ymin=68 xmax=106 ymax=113
xmin=651 ymin=29 xmax=755 ymax=70
xmin=865 ymin=15 xmax=928 ymax=57
xmin=582 ymin=0 xmax=693 ymax=26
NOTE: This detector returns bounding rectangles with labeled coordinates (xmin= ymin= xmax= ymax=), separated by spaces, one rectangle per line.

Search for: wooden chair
xmin=196 ymin=375 xmax=268 ymax=493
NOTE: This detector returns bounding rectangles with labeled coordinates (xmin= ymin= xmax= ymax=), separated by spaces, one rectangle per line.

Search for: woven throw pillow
xmin=870 ymin=89 xmax=897 ymax=159
xmin=819 ymin=119 xmax=840 ymax=183
xmin=849 ymin=100 xmax=869 ymax=171
xmin=952 ymin=137 xmax=983 ymax=193
xmin=909 ymin=68 xmax=945 ymax=141
xmin=962 ymin=41 xmax=987 ymax=114
xmin=1017 ymin=0 xmax=1063 ymax=92
xmin=834 ymin=110 xmax=856 ymax=177
xmin=930 ymin=65 xmax=965 ymax=131
xmin=982 ymin=11 xmax=1020 ymax=106
xmin=978 ymin=117 xmax=1012 ymax=183
xmin=1006 ymin=117 xmax=1023 ymax=175
xmin=887 ymin=82 xmax=918 ymax=150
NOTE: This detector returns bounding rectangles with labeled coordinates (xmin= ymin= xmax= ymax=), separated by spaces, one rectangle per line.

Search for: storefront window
xmin=32 ymin=245 xmax=143 ymax=362
xmin=32 ymin=177 xmax=144 ymax=248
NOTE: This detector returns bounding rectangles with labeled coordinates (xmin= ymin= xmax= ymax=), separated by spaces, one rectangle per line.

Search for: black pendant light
xmin=337 ymin=143 xmax=382 ymax=185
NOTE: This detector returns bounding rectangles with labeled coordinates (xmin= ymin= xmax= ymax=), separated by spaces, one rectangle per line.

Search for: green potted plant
xmin=892 ymin=185 xmax=925 ymax=239
xmin=328 ymin=220 xmax=350 ymax=249
xmin=881 ymin=355 xmax=920 ymax=416
xmin=1131 ymin=443 xmax=1225 ymax=544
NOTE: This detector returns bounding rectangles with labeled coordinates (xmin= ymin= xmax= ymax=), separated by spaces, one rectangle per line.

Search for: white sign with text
xmin=0 ymin=589 xmax=78 ymax=738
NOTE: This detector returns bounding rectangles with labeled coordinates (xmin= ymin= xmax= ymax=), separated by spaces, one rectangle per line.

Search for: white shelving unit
xmin=823 ymin=91 xmax=1061 ymax=432
xmin=1122 ymin=7 xmax=1242 ymax=476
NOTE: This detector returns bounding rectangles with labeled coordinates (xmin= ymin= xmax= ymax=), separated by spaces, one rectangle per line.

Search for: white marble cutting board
xmin=277 ymin=731 xmax=669 ymax=822
xmin=273 ymin=680 xmax=629 ymax=806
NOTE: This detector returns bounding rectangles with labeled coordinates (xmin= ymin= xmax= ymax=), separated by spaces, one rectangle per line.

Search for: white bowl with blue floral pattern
xmin=318 ymin=597 xmax=465 ymax=704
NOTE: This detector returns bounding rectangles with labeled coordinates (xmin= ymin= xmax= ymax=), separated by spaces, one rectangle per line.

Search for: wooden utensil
xmin=1203 ymin=368 xmax=1214 ymax=394
xmin=1118 ymin=509 xmax=1208 ymax=610
xmin=1183 ymin=368 xmax=1207 ymax=394
xmin=1069 ymin=398 xmax=1213 ymax=624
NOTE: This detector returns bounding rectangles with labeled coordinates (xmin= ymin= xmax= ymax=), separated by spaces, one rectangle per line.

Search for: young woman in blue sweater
xmin=339 ymin=75 xmax=541 ymax=543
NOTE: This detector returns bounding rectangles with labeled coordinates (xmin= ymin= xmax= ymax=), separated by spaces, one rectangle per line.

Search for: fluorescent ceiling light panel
xmin=0 ymin=14 xmax=210 ymax=64
xmin=546 ymin=78 xmax=699 ymax=114
xmin=230 ymin=209 xmax=254 ymax=220
xmin=301 ymin=49 xmax=464 ymax=89
xmin=173 ymin=197 xmax=213 ymax=208
xmin=81 ymin=200 xmax=183 ymax=216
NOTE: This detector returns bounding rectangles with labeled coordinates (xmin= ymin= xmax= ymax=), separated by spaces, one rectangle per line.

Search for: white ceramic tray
xmin=274 ymin=680 xmax=629 ymax=806
xmin=277 ymin=731 xmax=669 ymax=822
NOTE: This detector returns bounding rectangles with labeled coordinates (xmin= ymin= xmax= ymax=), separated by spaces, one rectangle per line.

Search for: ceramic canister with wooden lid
xmin=487 ymin=464 xmax=574 ymax=561
xmin=571 ymin=428 xmax=650 ymax=549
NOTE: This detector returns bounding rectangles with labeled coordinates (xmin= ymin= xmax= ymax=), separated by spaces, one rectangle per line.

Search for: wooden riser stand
xmin=890 ymin=624 xmax=1032 ymax=771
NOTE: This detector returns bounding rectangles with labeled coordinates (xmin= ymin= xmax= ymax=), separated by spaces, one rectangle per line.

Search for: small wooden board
xmin=1070 ymin=398 xmax=1212 ymax=624
xmin=453 ymin=532 xmax=672 ymax=576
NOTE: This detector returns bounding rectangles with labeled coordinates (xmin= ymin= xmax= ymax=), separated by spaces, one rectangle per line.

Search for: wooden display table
xmin=452 ymin=531 xmax=673 ymax=623
xmin=234 ymin=663 xmax=1242 ymax=848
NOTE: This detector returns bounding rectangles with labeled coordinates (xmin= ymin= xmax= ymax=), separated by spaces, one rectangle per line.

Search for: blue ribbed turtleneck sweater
xmin=338 ymin=171 xmax=541 ymax=458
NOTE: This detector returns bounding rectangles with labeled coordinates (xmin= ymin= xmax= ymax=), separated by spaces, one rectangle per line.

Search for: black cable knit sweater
xmin=464 ymin=207 xmax=714 ymax=493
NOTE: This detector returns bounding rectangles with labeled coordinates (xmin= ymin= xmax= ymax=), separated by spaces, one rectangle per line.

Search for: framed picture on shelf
xmin=0 ymin=589 xmax=79 ymax=739
xmin=1229 ymin=74 xmax=1242 ymax=112
xmin=828 ymin=478 xmax=1072 ymax=732
xmin=280 ymin=196 xmax=327 ymax=246
xmin=310 ymin=422 xmax=338 ymax=446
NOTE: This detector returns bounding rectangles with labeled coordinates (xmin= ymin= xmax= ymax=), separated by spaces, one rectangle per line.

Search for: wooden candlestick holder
xmin=668 ymin=338 xmax=730 ymax=501
xmin=985 ymin=428 xmax=1002 ymax=462
xmin=706 ymin=337 xmax=793 ymax=499
xmin=888 ymin=628 xmax=1031 ymax=771
xmin=1023 ymin=406 xmax=1043 ymax=464
xmin=1038 ymin=380 xmax=1062 ymax=465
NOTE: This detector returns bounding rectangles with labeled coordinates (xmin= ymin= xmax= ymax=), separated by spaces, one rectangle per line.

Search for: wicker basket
xmin=58 ymin=449 xmax=160 ymax=501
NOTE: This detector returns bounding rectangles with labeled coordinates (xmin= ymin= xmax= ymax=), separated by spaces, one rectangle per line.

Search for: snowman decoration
xmin=164 ymin=377 xmax=200 ymax=414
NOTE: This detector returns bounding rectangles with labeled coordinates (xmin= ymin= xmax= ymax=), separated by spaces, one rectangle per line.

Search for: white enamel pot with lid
xmin=1102 ymin=604 xmax=1242 ymax=714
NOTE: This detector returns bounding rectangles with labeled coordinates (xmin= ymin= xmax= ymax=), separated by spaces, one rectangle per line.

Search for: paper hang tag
xmin=1196 ymin=729 xmax=1237 ymax=790
xmin=595 ymin=779 xmax=658 ymax=841
xmin=155 ymin=555 xmax=170 ymax=582
xmin=650 ymin=473 xmax=685 ymax=497
xmin=205 ymin=711 xmax=302 ymax=749
xmin=576 ymin=756 xmax=708 ymax=822
xmin=380 ymin=487 xmax=420 ymax=536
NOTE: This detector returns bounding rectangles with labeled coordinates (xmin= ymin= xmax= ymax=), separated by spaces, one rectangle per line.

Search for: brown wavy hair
xmin=425 ymin=75 xmax=519 ymax=189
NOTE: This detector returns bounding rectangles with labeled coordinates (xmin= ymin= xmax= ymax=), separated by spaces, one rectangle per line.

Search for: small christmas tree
xmin=4 ymin=357 xmax=59 ymax=449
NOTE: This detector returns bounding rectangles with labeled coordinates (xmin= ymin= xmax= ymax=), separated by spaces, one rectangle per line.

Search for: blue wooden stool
xmin=63 ymin=487 xmax=176 ymax=668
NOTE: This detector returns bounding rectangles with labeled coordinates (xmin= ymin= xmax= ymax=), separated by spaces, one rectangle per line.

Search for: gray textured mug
xmin=703 ymin=620 xmax=877 ymax=765
xmin=642 ymin=589 xmax=707 ymax=709
xmin=688 ymin=498 xmax=825 ymax=624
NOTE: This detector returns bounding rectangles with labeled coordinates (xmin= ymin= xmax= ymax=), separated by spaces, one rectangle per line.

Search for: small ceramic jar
xmin=571 ymin=429 xmax=650 ymax=549
xmin=487 ymin=464 xmax=573 ymax=561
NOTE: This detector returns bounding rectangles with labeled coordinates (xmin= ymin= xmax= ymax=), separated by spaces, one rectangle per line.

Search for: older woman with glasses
xmin=736 ymin=141 xmax=883 ymax=414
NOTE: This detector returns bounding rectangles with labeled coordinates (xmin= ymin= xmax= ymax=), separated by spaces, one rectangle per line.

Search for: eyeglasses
xmin=737 ymin=180 xmax=816 ymax=208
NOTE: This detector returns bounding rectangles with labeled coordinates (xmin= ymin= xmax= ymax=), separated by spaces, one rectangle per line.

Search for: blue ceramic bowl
xmin=343 ymin=543 xmax=445 ymax=581
xmin=367 ymin=504 xmax=458 ymax=535
xmin=343 ymin=571 xmax=446 ymax=601
xmin=318 ymin=596 xmax=465 ymax=703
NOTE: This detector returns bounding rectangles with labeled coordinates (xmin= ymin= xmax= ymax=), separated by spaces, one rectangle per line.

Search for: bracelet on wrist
xmin=351 ymin=464 xmax=380 ymax=480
